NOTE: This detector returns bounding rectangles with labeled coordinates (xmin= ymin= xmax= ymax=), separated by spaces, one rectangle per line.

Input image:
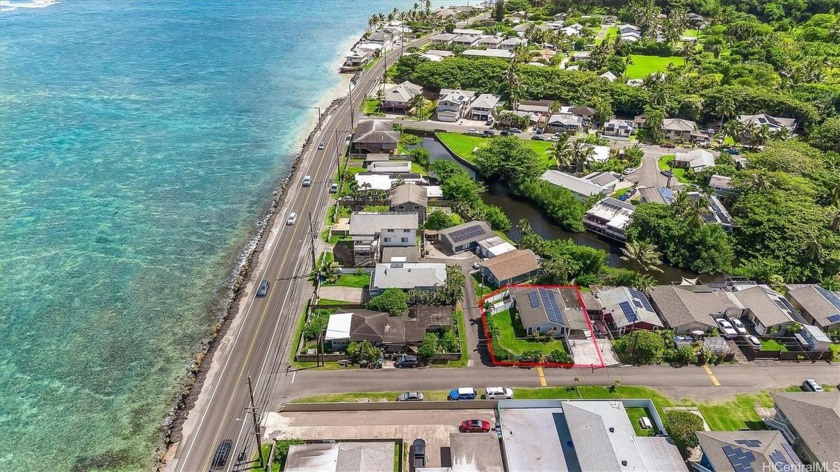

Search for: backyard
xmin=760 ymin=339 xmax=788 ymax=352
xmin=489 ymin=309 xmax=568 ymax=356
xmin=437 ymin=132 xmax=555 ymax=167
xmin=325 ymin=272 xmax=371 ymax=289
xmin=626 ymin=55 xmax=685 ymax=79
xmin=657 ymin=154 xmax=690 ymax=183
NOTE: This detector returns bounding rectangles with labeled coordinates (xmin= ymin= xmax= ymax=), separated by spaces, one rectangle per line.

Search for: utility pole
xmin=247 ymin=376 xmax=264 ymax=468
xmin=308 ymin=212 xmax=317 ymax=270
xmin=348 ymin=83 xmax=355 ymax=130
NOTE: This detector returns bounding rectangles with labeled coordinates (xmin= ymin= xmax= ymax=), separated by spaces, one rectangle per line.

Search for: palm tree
xmin=569 ymin=140 xmax=594 ymax=174
xmin=517 ymin=218 xmax=533 ymax=237
xmin=802 ymin=233 xmax=824 ymax=263
xmin=504 ymin=64 xmax=522 ymax=110
xmin=713 ymin=96 xmax=736 ymax=130
xmin=830 ymin=207 xmax=840 ymax=232
xmin=408 ymin=94 xmax=426 ymax=120
xmin=620 ymin=241 xmax=664 ymax=274
xmin=553 ymin=134 xmax=572 ymax=170
xmin=681 ymin=194 xmax=710 ymax=228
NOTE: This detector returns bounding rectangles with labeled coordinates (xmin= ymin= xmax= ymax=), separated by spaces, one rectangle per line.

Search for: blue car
xmin=449 ymin=387 xmax=477 ymax=400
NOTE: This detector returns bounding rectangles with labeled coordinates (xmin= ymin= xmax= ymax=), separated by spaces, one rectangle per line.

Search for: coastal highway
xmin=167 ymin=39 xmax=426 ymax=472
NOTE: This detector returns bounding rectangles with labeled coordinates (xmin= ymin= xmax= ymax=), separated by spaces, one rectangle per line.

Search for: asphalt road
xmin=167 ymin=41 xmax=420 ymax=472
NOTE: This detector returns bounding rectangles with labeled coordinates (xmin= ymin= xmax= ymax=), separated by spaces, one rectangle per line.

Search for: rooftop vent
xmin=622 ymin=460 xmax=628 ymax=466
xmin=609 ymin=427 xmax=615 ymax=433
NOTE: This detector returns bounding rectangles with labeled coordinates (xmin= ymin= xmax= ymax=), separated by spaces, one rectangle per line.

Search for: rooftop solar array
xmin=528 ymin=291 xmax=541 ymax=309
xmin=780 ymin=443 xmax=804 ymax=469
xmin=735 ymin=439 xmax=762 ymax=447
xmin=629 ymin=289 xmax=654 ymax=312
xmin=619 ymin=301 xmax=638 ymax=323
xmin=539 ymin=288 xmax=564 ymax=324
xmin=828 ymin=314 xmax=840 ymax=323
xmin=816 ymin=286 xmax=840 ymax=311
xmin=447 ymin=223 xmax=487 ymax=243
xmin=722 ymin=445 xmax=757 ymax=472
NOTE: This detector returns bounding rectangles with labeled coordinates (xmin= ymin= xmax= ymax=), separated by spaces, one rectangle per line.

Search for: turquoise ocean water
xmin=0 ymin=1 xmax=451 ymax=469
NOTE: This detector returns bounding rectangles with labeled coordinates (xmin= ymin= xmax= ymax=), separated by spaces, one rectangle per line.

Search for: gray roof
xmin=696 ymin=430 xmax=802 ymax=472
xmin=771 ymin=392 xmax=840 ymax=463
xmin=463 ymin=49 xmax=514 ymax=59
xmin=548 ymin=114 xmax=582 ymax=126
xmin=350 ymin=310 xmax=425 ymax=345
xmin=511 ymin=286 xmax=589 ymax=331
xmin=353 ymin=119 xmax=400 ymax=145
xmin=380 ymin=246 xmax=419 ymax=263
xmin=389 ymin=183 xmax=428 ymax=207
xmin=596 ymin=286 xmax=663 ymax=329
xmin=285 ymin=442 xmax=394 ymax=472
xmin=349 ymin=212 xmax=418 ymax=236
xmin=785 ymin=284 xmax=840 ymax=327
xmin=412 ymin=305 xmax=454 ymax=330
xmin=648 ymin=285 xmax=742 ymax=330
xmin=382 ymin=81 xmax=422 ymax=104
xmin=540 ymin=170 xmax=608 ymax=197
xmin=738 ymin=114 xmax=797 ymax=132
xmin=429 ymin=32 xmax=456 ymax=41
xmin=674 ymin=149 xmax=715 ymax=168
xmin=438 ymin=221 xmax=493 ymax=247
xmin=709 ymin=174 xmax=733 ymax=189
xmin=471 ymin=93 xmax=502 ymax=109
xmin=480 ymin=249 xmax=540 ymax=283
xmin=371 ymin=262 xmax=447 ymax=291
xmin=662 ymin=118 xmax=697 ymax=132
xmin=731 ymin=285 xmax=794 ymax=328
xmin=587 ymin=171 xmax=620 ymax=187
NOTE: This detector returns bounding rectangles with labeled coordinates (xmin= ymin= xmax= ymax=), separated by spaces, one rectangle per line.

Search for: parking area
xmin=264 ymin=409 xmax=497 ymax=469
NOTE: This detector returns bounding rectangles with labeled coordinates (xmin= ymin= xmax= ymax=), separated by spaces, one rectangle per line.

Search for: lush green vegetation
xmin=366 ymin=288 xmax=410 ymax=316
xmin=487 ymin=309 xmax=570 ymax=360
xmin=760 ymin=339 xmax=788 ymax=351
xmin=626 ymin=407 xmax=657 ymax=437
xmin=626 ymin=55 xmax=685 ymax=79
xmin=665 ymin=410 xmax=705 ymax=457
xmin=330 ymin=273 xmax=370 ymax=289
xmin=437 ymin=132 xmax=555 ymax=166
xmin=656 ymin=154 xmax=689 ymax=183
xmin=429 ymin=160 xmax=511 ymax=230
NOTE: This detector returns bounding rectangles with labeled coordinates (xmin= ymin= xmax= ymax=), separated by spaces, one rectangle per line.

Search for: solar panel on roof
xmin=828 ymin=314 xmax=840 ymax=323
xmin=722 ymin=445 xmax=757 ymax=472
xmin=816 ymin=286 xmax=840 ymax=311
xmin=528 ymin=291 xmax=541 ymax=308
xmin=539 ymin=289 xmax=564 ymax=324
xmin=629 ymin=289 xmax=654 ymax=311
xmin=448 ymin=224 xmax=486 ymax=243
xmin=619 ymin=301 xmax=637 ymax=323
xmin=769 ymin=450 xmax=791 ymax=470
xmin=781 ymin=443 xmax=803 ymax=467
xmin=735 ymin=439 xmax=762 ymax=448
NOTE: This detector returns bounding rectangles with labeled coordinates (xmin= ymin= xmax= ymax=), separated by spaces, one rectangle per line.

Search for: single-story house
xmin=381 ymin=81 xmax=423 ymax=112
xmin=478 ymin=35 xmax=503 ymax=47
xmin=766 ymin=392 xmax=840 ymax=465
xmin=540 ymin=170 xmax=613 ymax=201
xmin=438 ymin=220 xmax=494 ymax=254
xmin=285 ymin=442 xmax=396 ymax=472
xmin=517 ymin=100 xmax=553 ymax=116
xmin=370 ymin=262 xmax=447 ymax=295
xmin=367 ymin=161 xmax=412 ymax=173
xmin=354 ymin=172 xmax=426 ymax=191
xmin=784 ymin=284 xmax=840 ymax=331
xmin=389 ymin=183 xmax=428 ymax=224
xmin=586 ymin=145 xmax=612 ymax=163
xmin=352 ymin=119 xmax=400 ymax=154
xmin=695 ymin=430 xmax=803 ymax=472
xmin=708 ymin=174 xmax=735 ymax=198
xmin=647 ymin=285 xmax=743 ymax=333
xmin=639 ymin=186 xmax=675 ymax=205
xmin=423 ymin=49 xmax=454 ymax=59
xmin=451 ymin=34 xmax=479 ymax=47
xmin=583 ymin=197 xmax=635 ymax=241
xmin=796 ymin=324 xmax=831 ymax=352
xmin=452 ymin=28 xmax=483 ymax=36
xmin=476 ymin=236 xmax=517 ymax=259
xmin=429 ymin=32 xmax=456 ymax=45
xmin=662 ymin=118 xmax=699 ymax=141
xmin=571 ymin=51 xmax=591 ymax=62
xmin=499 ymin=37 xmax=526 ymax=50
xmin=595 ymin=287 xmax=664 ymax=334
xmin=411 ymin=304 xmax=454 ymax=332
xmin=325 ymin=309 xmax=426 ymax=351
xmin=730 ymin=285 xmax=797 ymax=336
xmin=509 ymin=286 xmax=590 ymax=339
xmin=558 ymin=106 xmax=596 ymax=123
xmin=470 ymin=94 xmax=502 ymax=121
xmin=738 ymin=114 xmax=797 ymax=134
xmin=548 ymin=114 xmax=583 ymax=133
xmin=463 ymin=49 xmax=514 ymax=59
xmin=603 ymin=119 xmax=634 ymax=137
xmin=586 ymin=171 xmax=620 ymax=188
xmin=437 ymin=88 xmax=476 ymax=122
xmin=479 ymin=249 xmax=541 ymax=287
xmin=673 ymin=149 xmax=715 ymax=172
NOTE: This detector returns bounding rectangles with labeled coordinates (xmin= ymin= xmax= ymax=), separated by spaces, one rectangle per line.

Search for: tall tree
xmin=620 ymin=241 xmax=665 ymax=274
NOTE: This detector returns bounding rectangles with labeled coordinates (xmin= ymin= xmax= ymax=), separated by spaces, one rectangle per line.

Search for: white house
xmin=603 ymin=119 xmax=634 ymax=137
xmin=547 ymin=114 xmax=582 ymax=133
xmin=673 ymin=149 xmax=715 ymax=172
xmin=436 ymin=89 xmax=476 ymax=122
xmin=429 ymin=33 xmax=456 ymax=45
xmin=463 ymin=49 xmax=513 ymax=59
xmin=477 ymin=35 xmax=503 ymax=47
xmin=540 ymin=170 xmax=617 ymax=200
xmin=583 ymin=197 xmax=635 ymax=241
xmin=370 ymin=262 xmax=447 ymax=295
xmin=499 ymin=37 xmax=526 ymax=50
xmin=738 ymin=114 xmax=797 ymax=134
xmin=470 ymin=94 xmax=502 ymax=120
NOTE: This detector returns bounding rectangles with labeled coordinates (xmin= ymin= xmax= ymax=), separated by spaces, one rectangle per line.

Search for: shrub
xmin=665 ymin=410 xmax=704 ymax=458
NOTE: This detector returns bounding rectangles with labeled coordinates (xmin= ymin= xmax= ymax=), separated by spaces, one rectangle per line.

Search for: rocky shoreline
xmin=152 ymin=80 xmax=358 ymax=469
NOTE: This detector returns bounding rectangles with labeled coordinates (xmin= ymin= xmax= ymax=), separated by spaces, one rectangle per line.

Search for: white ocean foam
xmin=0 ymin=0 xmax=59 ymax=11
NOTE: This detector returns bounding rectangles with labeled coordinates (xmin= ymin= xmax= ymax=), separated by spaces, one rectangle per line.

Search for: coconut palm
xmin=504 ymin=64 xmax=523 ymax=110
xmin=552 ymin=134 xmax=572 ymax=169
xmin=723 ymin=119 xmax=745 ymax=144
xmin=681 ymin=194 xmax=710 ymax=228
xmin=802 ymin=233 xmax=825 ymax=263
xmin=713 ymin=96 xmax=736 ymax=130
xmin=570 ymin=141 xmax=594 ymax=174
xmin=517 ymin=218 xmax=533 ymax=237
xmin=620 ymin=241 xmax=664 ymax=274
xmin=407 ymin=94 xmax=426 ymax=119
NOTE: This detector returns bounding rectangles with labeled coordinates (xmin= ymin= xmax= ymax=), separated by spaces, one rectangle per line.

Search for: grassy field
xmin=361 ymin=99 xmax=382 ymax=115
xmin=760 ymin=339 xmax=788 ymax=352
xmin=626 ymin=55 xmax=685 ymax=79
xmin=490 ymin=309 xmax=567 ymax=355
xmin=292 ymin=384 xmax=776 ymax=432
xmin=612 ymin=187 xmax=632 ymax=199
xmin=437 ymin=132 xmax=555 ymax=167
xmin=331 ymin=273 xmax=370 ymax=288
xmin=657 ymin=154 xmax=690 ymax=183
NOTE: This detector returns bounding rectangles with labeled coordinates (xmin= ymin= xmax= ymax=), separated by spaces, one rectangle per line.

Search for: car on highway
xmin=802 ymin=379 xmax=824 ymax=392
xmin=715 ymin=318 xmax=738 ymax=338
xmin=256 ymin=280 xmax=270 ymax=297
xmin=747 ymin=335 xmax=761 ymax=349
xmin=483 ymin=387 xmax=514 ymax=399
xmin=449 ymin=387 xmax=477 ymax=400
xmin=460 ymin=419 xmax=491 ymax=433
xmin=623 ymin=167 xmax=637 ymax=175
xmin=729 ymin=317 xmax=747 ymax=335
xmin=286 ymin=212 xmax=298 ymax=226
xmin=330 ymin=183 xmax=338 ymax=193
xmin=302 ymin=175 xmax=312 ymax=187
xmin=211 ymin=440 xmax=232 ymax=469
xmin=660 ymin=170 xmax=673 ymax=178
xmin=318 ymin=141 xmax=325 ymax=150
xmin=397 ymin=391 xmax=425 ymax=401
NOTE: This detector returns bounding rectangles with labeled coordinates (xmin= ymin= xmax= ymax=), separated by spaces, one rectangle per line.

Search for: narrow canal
xmin=420 ymin=137 xmax=719 ymax=284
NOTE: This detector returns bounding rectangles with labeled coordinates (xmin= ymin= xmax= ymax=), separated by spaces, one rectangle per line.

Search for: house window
xmin=401 ymin=237 xmax=408 ymax=243
xmin=403 ymin=229 xmax=411 ymax=233
xmin=384 ymin=237 xmax=391 ymax=242
xmin=413 ymin=205 xmax=419 ymax=210
xmin=398 ymin=205 xmax=405 ymax=210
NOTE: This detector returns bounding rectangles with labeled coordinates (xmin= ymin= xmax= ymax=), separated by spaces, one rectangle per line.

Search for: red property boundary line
xmin=478 ymin=284 xmax=606 ymax=369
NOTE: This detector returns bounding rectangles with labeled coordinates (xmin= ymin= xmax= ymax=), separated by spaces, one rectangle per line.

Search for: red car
xmin=460 ymin=419 xmax=492 ymax=433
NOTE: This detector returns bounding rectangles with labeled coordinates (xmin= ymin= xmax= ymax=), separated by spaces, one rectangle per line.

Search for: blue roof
xmin=657 ymin=187 xmax=675 ymax=205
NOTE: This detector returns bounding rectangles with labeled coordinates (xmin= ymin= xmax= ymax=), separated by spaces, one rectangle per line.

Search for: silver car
xmin=286 ymin=212 xmax=298 ymax=225
xmin=715 ymin=318 xmax=737 ymax=338
xmin=397 ymin=392 xmax=424 ymax=401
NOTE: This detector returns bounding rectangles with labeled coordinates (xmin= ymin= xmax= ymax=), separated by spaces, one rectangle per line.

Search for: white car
xmin=286 ymin=212 xmax=298 ymax=225
xmin=302 ymin=175 xmax=312 ymax=187
xmin=802 ymin=379 xmax=824 ymax=392
xmin=746 ymin=335 xmax=761 ymax=349
xmin=483 ymin=387 xmax=514 ymax=399
xmin=729 ymin=317 xmax=747 ymax=335
xmin=715 ymin=318 xmax=738 ymax=338
xmin=467 ymin=128 xmax=478 ymax=135
xmin=623 ymin=167 xmax=637 ymax=175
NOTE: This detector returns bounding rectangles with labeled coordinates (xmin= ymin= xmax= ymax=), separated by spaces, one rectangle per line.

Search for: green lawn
xmin=626 ymin=407 xmax=657 ymax=436
xmin=831 ymin=343 xmax=840 ymax=361
xmin=473 ymin=274 xmax=493 ymax=298
xmin=411 ymin=162 xmax=427 ymax=175
xmin=361 ymin=99 xmax=383 ymax=115
xmin=697 ymin=392 xmax=774 ymax=431
xmin=315 ymin=298 xmax=348 ymax=307
xmin=657 ymin=155 xmax=690 ymax=183
xmin=760 ymin=339 xmax=788 ymax=352
xmin=331 ymin=273 xmax=370 ymax=288
xmin=450 ymin=310 xmax=470 ymax=368
xmin=490 ymin=309 xmax=567 ymax=355
xmin=626 ymin=55 xmax=685 ymax=79
xmin=612 ymin=187 xmax=632 ymax=199
xmin=437 ymin=132 xmax=554 ymax=167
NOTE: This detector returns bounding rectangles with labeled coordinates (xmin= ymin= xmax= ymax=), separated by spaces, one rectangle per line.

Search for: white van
xmin=483 ymin=387 xmax=514 ymax=399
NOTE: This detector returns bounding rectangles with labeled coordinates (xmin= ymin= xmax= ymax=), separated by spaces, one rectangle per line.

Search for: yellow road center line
xmin=703 ymin=364 xmax=721 ymax=386
xmin=536 ymin=366 xmax=547 ymax=387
